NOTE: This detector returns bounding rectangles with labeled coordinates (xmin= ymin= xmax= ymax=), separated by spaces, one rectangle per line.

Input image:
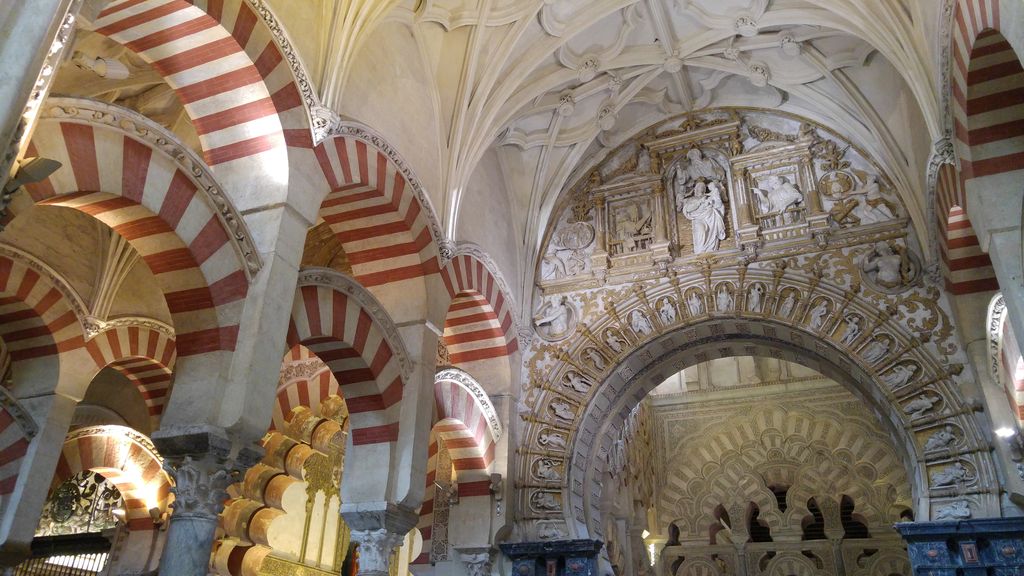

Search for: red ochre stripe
xmin=176 ymin=66 xmax=263 ymax=104
xmin=96 ymin=2 xmax=188 ymax=36
xmin=152 ymin=36 xmax=241 ymax=76
xmin=125 ymin=15 xmax=218 ymax=52
xmin=204 ymin=134 xmax=282 ymax=166
xmin=192 ymin=97 xmax=278 ymax=136
xmin=351 ymin=423 xmax=398 ymax=445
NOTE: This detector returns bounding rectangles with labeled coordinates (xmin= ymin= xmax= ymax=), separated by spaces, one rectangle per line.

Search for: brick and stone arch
xmin=287 ymin=267 xmax=413 ymax=504
xmin=85 ymin=323 xmax=176 ymax=426
xmin=51 ymin=425 xmax=171 ymax=530
xmin=438 ymin=248 xmax=520 ymax=381
xmin=309 ymin=123 xmax=446 ymax=325
xmin=415 ymin=368 xmax=502 ymax=566
xmin=14 ymin=98 xmax=260 ymax=358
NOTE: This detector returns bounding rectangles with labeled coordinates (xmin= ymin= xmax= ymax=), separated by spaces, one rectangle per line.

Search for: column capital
xmin=457 ymin=547 xmax=495 ymax=576
xmin=350 ymin=528 xmax=407 ymax=576
xmin=154 ymin=425 xmax=263 ymax=522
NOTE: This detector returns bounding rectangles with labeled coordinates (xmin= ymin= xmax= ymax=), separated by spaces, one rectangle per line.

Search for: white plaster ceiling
xmin=263 ymin=0 xmax=944 ymax=295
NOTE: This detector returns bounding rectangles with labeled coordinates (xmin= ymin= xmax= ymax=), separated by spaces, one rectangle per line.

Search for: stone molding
xmin=297 ymin=267 xmax=414 ymax=381
xmin=0 ymin=241 xmax=89 ymax=332
xmin=40 ymin=97 xmax=263 ymax=279
xmin=0 ymin=386 xmax=37 ymax=439
xmin=436 ymin=367 xmax=503 ymax=442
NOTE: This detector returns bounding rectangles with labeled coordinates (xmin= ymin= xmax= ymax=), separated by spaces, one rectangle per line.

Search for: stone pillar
xmin=0 ymin=392 xmax=76 ymax=568
xmin=153 ymin=427 xmax=261 ymax=576
xmin=342 ymin=504 xmax=418 ymax=576
xmin=897 ymin=518 xmax=1024 ymax=575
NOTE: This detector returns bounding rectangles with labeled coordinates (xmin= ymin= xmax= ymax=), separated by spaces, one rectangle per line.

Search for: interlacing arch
xmin=415 ymin=368 xmax=502 ymax=566
xmin=51 ymin=425 xmax=171 ymax=530
xmin=439 ymin=250 xmax=519 ymax=366
xmin=84 ymin=323 xmax=177 ymax=424
xmin=15 ymin=98 xmax=260 ymax=356
xmin=287 ymin=268 xmax=411 ymax=447
xmin=517 ymin=261 xmax=997 ymax=540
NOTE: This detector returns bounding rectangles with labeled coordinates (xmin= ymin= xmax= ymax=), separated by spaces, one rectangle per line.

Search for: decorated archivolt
xmin=518 ymin=110 xmax=990 ymax=542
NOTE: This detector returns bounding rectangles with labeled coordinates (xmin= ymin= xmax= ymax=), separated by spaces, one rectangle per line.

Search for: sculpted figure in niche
xmin=533 ymin=296 xmax=575 ymax=340
xmin=747 ymin=284 xmax=764 ymax=313
xmin=931 ymin=462 xmax=969 ymax=487
xmin=935 ymin=500 xmax=971 ymax=521
xmin=604 ymin=329 xmax=626 ymax=353
xmin=752 ymin=175 xmax=803 ymax=214
xmin=550 ymin=401 xmax=575 ymax=422
xmin=924 ymin=425 xmax=957 ymax=452
xmin=535 ymin=458 xmax=561 ymax=482
xmin=851 ymin=175 xmax=897 ymax=223
xmin=840 ymin=314 xmax=862 ymax=345
xmin=680 ymin=179 xmax=727 ymax=254
xmin=687 ymin=292 xmax=704 ymax=316
xmin=808 ymin=300 xmax=829 ymax=330
xmin=538 ymin=523 xmax=567 ymax=540
xmin=538 ymin=431 xmax=567 ymax=450
xmin=882 ymin=363 xmax=916 ymax=389
xmin=778 ymin=291 xmax=797 ymax=318
xmin=658 ymin=298 xmax=677 ymax=325
xmin=716 ymin=286 xmax=733 ymax=312
xmin=583 ymin=347 xmax=606 ymax=371
xmin=532 ymin=491 xmax=561 ymax=511
xmin=905 ymin=394 xmax=940 ymax=419
xmin=631 ymin=310 xmax=653 ymax=335
xmin=862 ymin=337 xmax=890 ymax=363
xmin=564 ymin=370 xmax=593 ymax=393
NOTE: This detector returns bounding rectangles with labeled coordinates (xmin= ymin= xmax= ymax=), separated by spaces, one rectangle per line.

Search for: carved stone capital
xmin=458 ymin=548 xmax=495 ymax=576
xmin=438 ymin=239 xmax=457 ymax=263
xmin=153 ymin=426 xmax=263 ymax=522
xmin=351 ymin=528 xmax=407 ymax=576
xmin=162 ymin=454 xmax=233 ymax=521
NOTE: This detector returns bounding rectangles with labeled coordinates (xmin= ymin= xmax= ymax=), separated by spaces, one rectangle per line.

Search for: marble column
xmin=343 ymin=504 xmax=418 ymax=576
xmin=154 ymin=427 xmax=261 ymax=576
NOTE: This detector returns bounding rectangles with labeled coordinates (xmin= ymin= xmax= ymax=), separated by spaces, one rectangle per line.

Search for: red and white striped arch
xmin=85 ymin=324 xmax=176 ymax=424
xmin=439 ymin=253 xmax=518 ymax=366
xmin=311 ymin=133 xmax=441 ymax=290
xmin=20 ymin=105 xmax=255 ymax=356
xmin=935 ymin=164 xmax=997 ymax=294
xmin=0 ymin=389 xmax=34 ymax=502
xmin=287 ymin=271 xmax=409 ymax=446
xmin=272 ymin=344 xmax=339 ymax=431
xmin=181 ymin=0 xmax=314 ymax=142
xmin=93 ymin=0 xmax=289 ymax=173
xmin=951 ymin=1 xmax=1024 ymax=180
xmin=0 ymin=254 xmax=84 ymax=362
xmin=416 ymin=369 xmax=501 ymax=565
xmin=52 ymin=426 xmax=171 ymax=530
